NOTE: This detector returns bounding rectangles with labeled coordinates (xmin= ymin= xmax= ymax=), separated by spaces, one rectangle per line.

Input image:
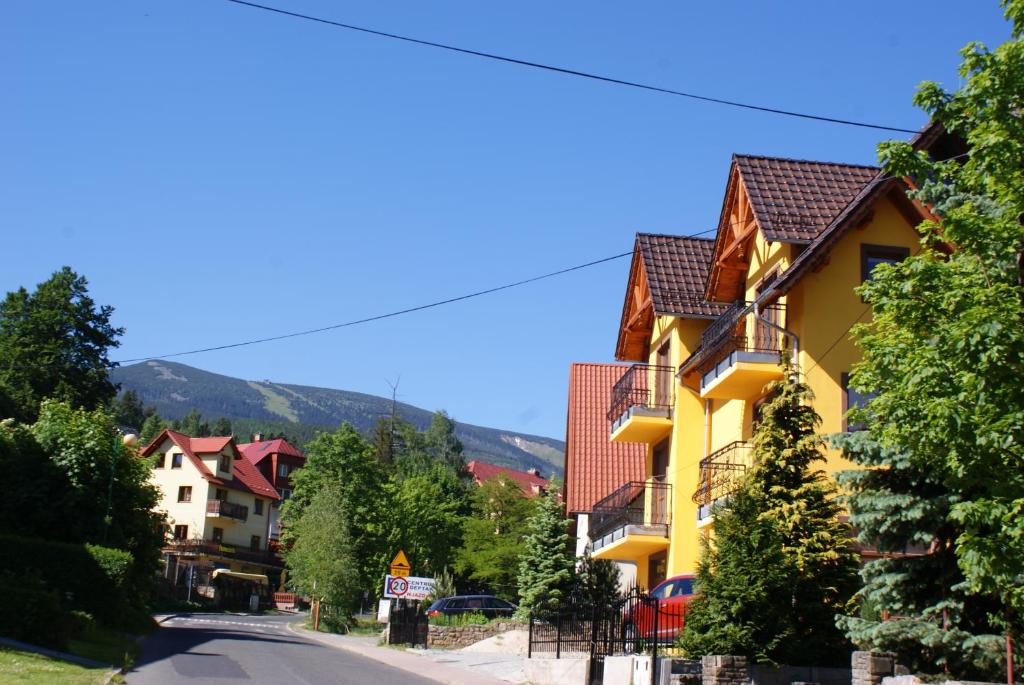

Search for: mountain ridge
xmin=111 ymin=361 xmax=564 ymax=477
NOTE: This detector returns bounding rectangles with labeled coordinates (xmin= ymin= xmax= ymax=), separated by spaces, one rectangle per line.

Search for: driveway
xmin=129 ymin=613 xmax=439 ymax=684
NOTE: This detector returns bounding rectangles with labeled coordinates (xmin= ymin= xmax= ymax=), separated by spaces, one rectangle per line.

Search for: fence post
xmin=556 ymin=609 xmax=562 ymax=660
xmin=651 ymin=595 xmax=659 ymax=684
xmin=528 ymin=612 xmax=533 ymax=659
xmin=590 ymin=601 xmax=599 ymax=664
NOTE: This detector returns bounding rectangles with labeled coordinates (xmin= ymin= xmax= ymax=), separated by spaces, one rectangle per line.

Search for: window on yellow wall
xmin=861 ymin=244 xmax=910 ymax=283
xmin=842 ymin=372 xmax=875 ymax=432
xmin=220 ymin=455 xmax=231 ymax=472
xmin=212 ymin=527 xmax=224 ymax=543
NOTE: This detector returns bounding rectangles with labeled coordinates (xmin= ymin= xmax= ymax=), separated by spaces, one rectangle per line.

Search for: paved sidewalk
xmin=287 ymin=622 xmax=512 ymax=685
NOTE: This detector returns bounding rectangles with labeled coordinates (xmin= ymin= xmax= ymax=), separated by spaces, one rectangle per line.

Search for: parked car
xmin=425 ymin=595 xmax=517 ymax=620
xmin=622 ymin=574 xmax=696 ymax=641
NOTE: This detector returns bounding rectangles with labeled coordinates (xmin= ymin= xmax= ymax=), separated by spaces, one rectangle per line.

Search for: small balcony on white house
xmin=206 ymin=498 xmax=249 ymax=522
xmin=608 ymin=364 xmax=675 ymax=443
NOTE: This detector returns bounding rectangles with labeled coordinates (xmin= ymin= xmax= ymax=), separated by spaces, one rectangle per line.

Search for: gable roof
xmin=141 ymin=429 xmax=279 ymax=500
xmin=466 ymin=460 xmax=549 ymax=497
xmin=563 ymin=363 xmax=646 ymax=514
xmin=237 ymin=438 xmax=305 ymax=465
xmin=732 ymin=155 xmax=878 ymax=244
xmin=637 ymin=234 xmax=726 ymax=317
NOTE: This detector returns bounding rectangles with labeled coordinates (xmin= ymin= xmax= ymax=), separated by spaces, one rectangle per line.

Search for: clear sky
xmin=1 ymin=1 xmax=1013 ymax=441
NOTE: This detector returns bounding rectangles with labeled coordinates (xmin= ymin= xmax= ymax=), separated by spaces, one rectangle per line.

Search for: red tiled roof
xmin=141 ymin=429 xmax=279 ymax=500
xmin=564 ymin=363 xmax=646 ymax=514
xmin=237 ymin=438 xmax=305 ymax=465
xmin=733 ymin=155 xmax=878 ymax=243
xmin=466 ymin=460 xmax=549 ymax=497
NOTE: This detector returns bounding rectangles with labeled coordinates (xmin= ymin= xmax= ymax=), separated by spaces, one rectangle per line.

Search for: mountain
xmin=111 ymin=361 xmax=564 ymax=477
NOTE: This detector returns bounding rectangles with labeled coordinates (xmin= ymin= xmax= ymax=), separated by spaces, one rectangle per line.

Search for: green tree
xmin=211 ymin=416 xmax=232 ymax=437
xmin=284 ymin=484 xmax=360 ymax=617
xmin=388 ymin=463 xmax=467 ymax=578
xmin=0 ymin=418 xmax=72 ymax=539
xmin=424 ymin=411 xmax=465 ymax=472
xmin=516 ymin=483 xmax=574 ymax=618
xmin=679 ymin=364 xmax=859 ymax=666
xmin=0 ymin=267 xmax=123 ymax=423
xmin=833 ymin=432 xmax=1008 ymax=679
xmin=111 ymin=390 xmax=153 ymax=431
xmin=455 ymin=475 xmax=535 ymax=599
xmin=574 ymin=550 xmax=622 ymax=611
xmin=847 ymin=0 xmax=1024 ymax=658
xmin=284 ymin=423 xmax=389 ymax=593
xmin=139 ymin=413 xmax=167 ymax=447
xmin=173 ymin=408 xmax=210 ymax=437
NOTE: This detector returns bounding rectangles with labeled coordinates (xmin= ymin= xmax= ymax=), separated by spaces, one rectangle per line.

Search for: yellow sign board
xmin=389 ymin=549 xmax=411 ymax=577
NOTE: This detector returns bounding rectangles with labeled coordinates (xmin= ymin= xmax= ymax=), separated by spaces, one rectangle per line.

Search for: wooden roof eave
xmin=705 ymin=162 xmax=761 ymax=303
xmin=615 ymin=240 xmax=655 ymax=362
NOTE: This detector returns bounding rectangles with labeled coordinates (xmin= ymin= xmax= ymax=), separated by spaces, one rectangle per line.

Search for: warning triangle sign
xmin=389 ymin=549 xmax=411 ymax=577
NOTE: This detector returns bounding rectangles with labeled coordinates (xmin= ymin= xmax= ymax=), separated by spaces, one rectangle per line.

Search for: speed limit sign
xmin=387 ymin=576 xmax=409 ymax=597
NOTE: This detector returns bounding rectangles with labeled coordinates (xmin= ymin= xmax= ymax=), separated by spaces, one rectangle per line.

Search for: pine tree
xmin=516 ymin=484 xmax=574 ymax=618
xmin=833 ymin=432 xmax=1009 ymax=679
xmin=574 ymin=550 xmax=622 ymax=612
xmin=679 ymin=360 xmax=859 ymax=666
xmin=211 ymin=416 xmax=232 ymax=437
xmin=139 ymin=413 xmax=167 ymax=446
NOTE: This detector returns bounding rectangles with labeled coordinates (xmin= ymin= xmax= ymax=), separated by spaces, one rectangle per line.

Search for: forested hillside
xmin=111 ymin=361 xmax=564 ymax=476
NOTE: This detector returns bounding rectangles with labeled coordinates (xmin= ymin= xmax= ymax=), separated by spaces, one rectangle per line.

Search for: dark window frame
xmin=177 ymin=486 xmax=192 ymax=503
xmin=171 ymin=452 xmax=183 ymax=469
xmin=254 ymin=499 xmax=264 ymax=516
xmin=841 ymin=372 xmax=874 ymax=432
xmin=154 ymin=453 xmax=166 ymax=469
xmin=250 ymin=535 xmax=260 ymax=551
xmin=173 ymin=524 xmax=188 ymax=540
xmin=212 ymin=527 xmax=224 ymax=543
xmin=220 ymin=455 xmax=231 ymax=473
xmin=860 ymin=244 xmax=910 ymax=283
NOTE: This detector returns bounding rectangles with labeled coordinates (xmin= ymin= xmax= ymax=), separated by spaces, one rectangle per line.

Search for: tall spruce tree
xmin=679 ymin=360 xmax=859 ymax=666
xmin=833 ymin=432 xmax=1007 ymax=679
xmin=516 ymin=483 xmax=574 ymax=618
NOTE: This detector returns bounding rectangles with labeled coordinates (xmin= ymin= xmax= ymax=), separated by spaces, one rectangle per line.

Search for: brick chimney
xmin=527 ymin=468 xmax=541 ymax=477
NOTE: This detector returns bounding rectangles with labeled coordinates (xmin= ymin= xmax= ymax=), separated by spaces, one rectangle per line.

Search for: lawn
xmin=68 ymin=624 xmax=141 ymax=671
xmin=0 ymin=646 xmax=115 ymax=685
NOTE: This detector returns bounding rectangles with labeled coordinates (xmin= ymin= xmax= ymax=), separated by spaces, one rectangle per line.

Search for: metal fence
xmin=528 ymin=586 xmax=685 ymax=684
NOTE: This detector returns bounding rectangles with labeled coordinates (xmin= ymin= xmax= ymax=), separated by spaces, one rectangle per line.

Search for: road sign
xmin=389 ymin=549 xmax=411 ymax=577
xmin=383 ymin=574 xmax=435 ymax=600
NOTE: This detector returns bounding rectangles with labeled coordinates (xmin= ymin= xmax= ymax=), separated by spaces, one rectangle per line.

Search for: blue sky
xmin=1 ymin=1 xmax=1012 ymax=441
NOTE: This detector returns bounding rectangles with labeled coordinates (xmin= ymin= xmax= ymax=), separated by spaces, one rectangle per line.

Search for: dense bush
xmin=0 ymin=534 xmax=134 ymax=628
xmin=0 ymin=572 xmax=77 ymax=649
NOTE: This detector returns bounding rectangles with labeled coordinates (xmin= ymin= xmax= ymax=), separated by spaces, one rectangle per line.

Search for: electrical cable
xmin=221 ymin=0 xmax=919 ymax=134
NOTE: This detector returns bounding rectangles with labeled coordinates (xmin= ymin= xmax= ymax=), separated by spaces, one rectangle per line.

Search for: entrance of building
xmin=647 ymin=550 xmax=667 ymax=590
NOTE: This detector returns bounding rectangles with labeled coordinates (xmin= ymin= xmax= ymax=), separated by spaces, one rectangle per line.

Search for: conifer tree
xmin=574 ymin=550 xmax=622 ymax=612
xmin=679 ymin=360 xmax=858 ymax=666
xmin=833 ymin=432 xmax=1007 ymax=679
xmin=516 ymin=484 xmax=574 ymax=618
xmin=139 ymin=413 xmax=167 ymax=447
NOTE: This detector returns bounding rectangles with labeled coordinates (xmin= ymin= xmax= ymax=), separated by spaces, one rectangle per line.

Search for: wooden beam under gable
xmin=615 ymin=243 xmax=656 ymax=361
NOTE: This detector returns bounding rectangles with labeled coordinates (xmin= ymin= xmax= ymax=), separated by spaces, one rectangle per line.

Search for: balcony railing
xmin=696 ymin=302 xmax=786 ymax=376
xmin=164 ymin=540 xmax=277 ymax=566
xmin=206 ymin=499 xmax=249 ymax=521
xmin=590 ymin=478 xmax=672 ymax=541
xmin=607 ymin=364 xmax=675 ymax=424
xmin=692 ymin=441 xmax=753 ymax=518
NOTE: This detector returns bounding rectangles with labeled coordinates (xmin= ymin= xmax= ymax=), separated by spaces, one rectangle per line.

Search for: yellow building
xmin=585 ymin=127 xmax=958 ymax=589
xmin=142 ymin=429 xmax=282 ymax=586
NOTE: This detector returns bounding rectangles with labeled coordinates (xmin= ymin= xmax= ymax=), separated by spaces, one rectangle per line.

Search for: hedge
xmin=0 ymin=534 xmax=134 ymax=628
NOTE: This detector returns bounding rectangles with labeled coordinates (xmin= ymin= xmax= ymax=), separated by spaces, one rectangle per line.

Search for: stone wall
xmin=703 ymin=655 xmax=750 ymax=685
xmin=852 ymin=651 xmax=896 ymax=685
xmin=426 ymin=621 xmax=521 ymax=649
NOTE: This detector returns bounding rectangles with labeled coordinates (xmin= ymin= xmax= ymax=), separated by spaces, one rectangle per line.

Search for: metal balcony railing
xmin=695 ymin=302 xmax=787 ymax=375
xmin=590 ymin=478 xmax=672 ymax=540
xmin=206 ymin=499 xmax=249 ymax=521
xmin=164 ymin=540 xmax=276 ymax=565
xmin=692 ymin=441 xmax=753 ymax=512
xmin=607 ymin=364 xmax=675 ymax=424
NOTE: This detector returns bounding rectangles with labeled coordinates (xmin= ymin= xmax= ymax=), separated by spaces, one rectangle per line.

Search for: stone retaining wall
xmin=426 ymin=621 xmax=521 ymax=649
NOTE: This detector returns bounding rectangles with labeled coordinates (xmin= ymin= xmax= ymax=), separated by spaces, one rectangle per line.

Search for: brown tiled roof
xmin=734 ymin=155 xmax=878 ymax=243
xmin=564 ymin=363 xmax=646 ymax=514
xmin=637 ymin=233 xmax=726 ymax=318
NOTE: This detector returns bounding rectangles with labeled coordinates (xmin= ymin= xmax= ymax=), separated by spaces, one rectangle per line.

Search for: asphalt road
xmin=129 ymin=613 xmax=439 ymax=685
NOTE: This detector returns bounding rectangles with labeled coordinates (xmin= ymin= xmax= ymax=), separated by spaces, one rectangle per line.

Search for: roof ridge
xmin=638 ymin=231 xmax=716 ymax=243
xmin=733 ymin=153 xmax=879 ymax=170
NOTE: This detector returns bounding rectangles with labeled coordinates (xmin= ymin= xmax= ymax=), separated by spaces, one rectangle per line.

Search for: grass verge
xmin=67 ymin=625 xmax=141 ymax=671
xmin=0 ymin=646 xmax=114 ymax=685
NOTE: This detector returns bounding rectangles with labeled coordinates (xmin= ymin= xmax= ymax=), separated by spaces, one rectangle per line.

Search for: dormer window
xmin=171 ymin=452 xmax=183 ymax=468
xmin=220 ymin=455 xmax=231 ymax=473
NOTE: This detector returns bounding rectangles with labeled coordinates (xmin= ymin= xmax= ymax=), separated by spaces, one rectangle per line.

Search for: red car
xmin=623 ymin=574 xmax=696 ymax=641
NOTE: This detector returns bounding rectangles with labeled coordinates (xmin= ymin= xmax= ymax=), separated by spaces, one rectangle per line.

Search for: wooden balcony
xmin=206 ymin=499 xmax=248 ymax=522
xmin=590 ymin=478 xmax=671 ymax=561
xmin=163 ymin=540 xmax=279 ymax=567
xmin=608 ymin=364 xmax=675 ymax=443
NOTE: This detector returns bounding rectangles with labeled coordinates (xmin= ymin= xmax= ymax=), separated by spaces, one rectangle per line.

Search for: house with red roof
xmin=237 ymin=434 xmax=306 ymax=543
xmin=466 ymin=460 xmax=549 ymax=497
xmin=142 ymin=429 xmax=282 ymax=587
xmin=563 ymin=362 xmax=646 ymax=587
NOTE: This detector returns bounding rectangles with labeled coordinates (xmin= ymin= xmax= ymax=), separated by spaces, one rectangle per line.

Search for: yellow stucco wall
xmin=603 ymin=194 xmax=922 ymax=583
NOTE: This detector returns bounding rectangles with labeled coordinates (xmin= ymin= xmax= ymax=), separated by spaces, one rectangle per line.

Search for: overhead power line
xmin=221 ymin=0 xmax=918 ymax=134
xmin=112 ymin=249 xmax=637 ymax=364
